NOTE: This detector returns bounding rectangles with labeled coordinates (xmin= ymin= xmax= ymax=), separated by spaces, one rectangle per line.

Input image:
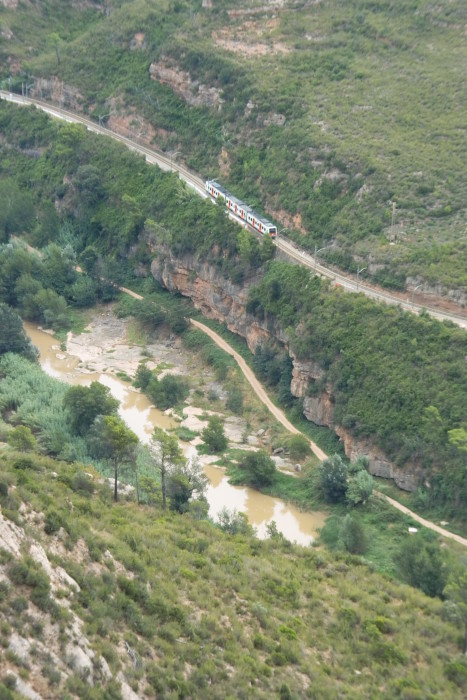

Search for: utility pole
xmin=391 ymin=201 xmax=396 ymax=239
xmin=169 ymin=150 xmax=181 ymax=171
xmin=412 ymin=284 xmax=422 ymax=308
xmin=357 ymin=266 xmax=367 ymax=291
xmin=314 ymin=243 xmax=332 ymax=268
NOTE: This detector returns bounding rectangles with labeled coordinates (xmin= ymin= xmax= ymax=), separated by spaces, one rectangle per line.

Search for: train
xmin=205 ymin=180 xmax=277 ymax=238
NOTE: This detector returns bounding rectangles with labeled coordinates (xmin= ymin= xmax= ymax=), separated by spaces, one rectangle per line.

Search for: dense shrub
xmin=238 ymin=450 xmax=276 ymax=488
xmin=201 ymin=416 xmax=228 ymax=454
xmin=319 ymin=455 xmax=348 ymax=503
xmin=147 ymin=374 xmax=189 ymax=410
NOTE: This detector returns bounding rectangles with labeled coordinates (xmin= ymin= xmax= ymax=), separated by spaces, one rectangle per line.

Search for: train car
xmin=205 ymin=180 xmax=277 ymax=238
xmin=205 ymin=180 xmax=227 ymax=202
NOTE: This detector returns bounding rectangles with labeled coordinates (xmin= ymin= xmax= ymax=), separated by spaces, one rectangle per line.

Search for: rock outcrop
xmin=150 ymin=248 xmax=421 ymax=491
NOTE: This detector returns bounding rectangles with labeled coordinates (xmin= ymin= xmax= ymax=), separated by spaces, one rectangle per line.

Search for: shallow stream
xmin=25 ymin=322 xmax=326 ymax=545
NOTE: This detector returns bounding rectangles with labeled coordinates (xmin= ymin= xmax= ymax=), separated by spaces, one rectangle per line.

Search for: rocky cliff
xmin=150 ymin=248 xmax=422 ymax=491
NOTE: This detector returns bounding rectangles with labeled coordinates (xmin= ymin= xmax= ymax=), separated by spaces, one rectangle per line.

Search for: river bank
xmin=25 ymin=309 xmax=327 ymax=545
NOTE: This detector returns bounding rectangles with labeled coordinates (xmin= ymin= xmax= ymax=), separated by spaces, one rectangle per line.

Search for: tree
xmin=166 ymin=456 xmax=208 ymax=513
xmin=285 ymin=434 xmax=311 ymax=461
xmin=0 ymin=303 xmax=37 ymax=361
xmin=217 ymin=508 xmax=252 ymax=536
xmin=74 ymin=164 xmax=103 ymax=205
xmin=69 ymin=276 xmax=97 ymax=308
xmin=0 ymin=182 xmax=34 ymax=241
xmin=7 ymin=425 xmax=36 ymax=452
xmin=226 ymin=386 xmax=243 ymax=414
xmin=319 ymin=454 xmax=348 ymax=503
xmin=148 ymin=428 xmax=184 ymax=510
xmin=395 ymin=534 xmax=447 ymax=598
xmin=339 ymin=514 xmax=368 ymax=555
xmin=14 ymin=273 xmax=42 ymax=319
xmin=33 ymin=288 xmax=68 ymax=330
xmin=63 ymin=382 xmax=118 ymax=436
xmin=41 ymin=243 xmax=76 ymax=296
xmin=201 ymin=416 xmax=228 ymax=454
xmin=133 ymin=362 xmax=152 ymax=390
xmin=239 ymin=450 xmax=276 ymax=488
xmin=448 ymin=428 xmax=467 ymax=453
xmin=260 ymin=235 xmax=276 ymax=264
xmin=444 ymin=561 xmax=467 ymax=653
xmin=147 ymin=374 xmax=189 ymax=410
xmin=97 ymin=416 xmax=138 ymax=502
xmin=347 ymin=469 xmax=373 ymax=506
xmin=347 ymin=455 xmax=369 ymax=477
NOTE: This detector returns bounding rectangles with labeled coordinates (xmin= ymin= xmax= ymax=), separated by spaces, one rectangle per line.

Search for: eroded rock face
xmin=150 ymin=248 xmax=420 ymax=491
xmin=290 ymin=354 xmax=324 ymax=398
xmin=30 ymin=78 xmax=84 ymax=111
xmin=303 ymin=392 xmax=334 ymax=427
xmin=150 ymin=253 xmax=275 ymax=353
xmin=149 ymin=59 xmax=223 ymax=109
xmin=335 ymin=427 xmax=422 ymax=491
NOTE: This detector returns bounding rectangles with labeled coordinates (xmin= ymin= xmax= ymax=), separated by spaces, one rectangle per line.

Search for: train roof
xmin=206 ymin=180 xmax=276 ymax=229
xmin=206 ymin=180 xmax=229 ymax=196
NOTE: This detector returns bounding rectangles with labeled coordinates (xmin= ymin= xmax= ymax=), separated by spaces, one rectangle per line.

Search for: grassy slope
xmin=1 ymin=0 xmax=466 ymax=290
xmin=0 ymin=447 xmax=465 ymax=699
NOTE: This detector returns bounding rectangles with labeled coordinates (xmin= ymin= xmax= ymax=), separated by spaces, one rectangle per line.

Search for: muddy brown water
xmin=25 ymin=323 xmax=327 ymax=545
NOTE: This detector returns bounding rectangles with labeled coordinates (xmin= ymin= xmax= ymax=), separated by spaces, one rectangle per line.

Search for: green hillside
xmin=1 ymin=0 xmax=466 ymax=292
xmin=1 ymin=444 xmax=466 ymax=699
xmin=1 ymin=101 xmax=466 ymax=516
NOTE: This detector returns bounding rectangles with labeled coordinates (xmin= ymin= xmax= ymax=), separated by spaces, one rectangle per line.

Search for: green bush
xmin=444 ymin=659 xmax=467 ymax=689
xmin=201 ymin=416 xmax=228 ymax=454
xmin=44 ymin=509 xmax=64 ymax=535
xmin=147 ymin=374 xmax=189 ymax=410
xmin=339 ymin=515 xmax=368 ymax=555
xmin=319 ymin=455 xmax=348 ymax=503
xmin=226 ymin=386 xmax=243 ymax=415
xmin=285 ymin=434 xmax=311 ymax=461
xmin=395 ymin=534 xmax=447 ymax=598
xmin=237 ymin=450 xmax=276 ymax=488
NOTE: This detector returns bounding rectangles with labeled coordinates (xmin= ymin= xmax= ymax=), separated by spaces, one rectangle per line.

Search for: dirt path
xmin=13 ymin=236 xmax=466 ymax=546
xmin=190 ymin=319 xmax=327 ymax=461
xmin=380 ymin=495 xmax=467 ymax=547
xmin=188 ymin=321 xmax=467 ymax=547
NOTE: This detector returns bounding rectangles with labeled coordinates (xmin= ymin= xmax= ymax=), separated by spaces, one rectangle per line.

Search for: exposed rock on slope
xmin=150 ymin=248 xmax=422 ymax=490
xmin=149 ymin=58 xmax=223 ymax=109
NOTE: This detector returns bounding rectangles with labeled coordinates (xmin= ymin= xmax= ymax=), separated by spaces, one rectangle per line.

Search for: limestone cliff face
xmin=151 ymin=252 xmax=276 ymax=352
xmin=150 ymin=249 xmax=421 ymax=491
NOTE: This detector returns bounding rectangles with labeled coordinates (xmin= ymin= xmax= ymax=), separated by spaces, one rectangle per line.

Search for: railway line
xmin=1 ymin=90 xmax=466 ymax=330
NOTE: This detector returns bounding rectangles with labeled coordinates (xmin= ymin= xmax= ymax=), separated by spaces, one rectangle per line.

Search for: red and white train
xmin=205 ymin=180 xmax=277 ymax=238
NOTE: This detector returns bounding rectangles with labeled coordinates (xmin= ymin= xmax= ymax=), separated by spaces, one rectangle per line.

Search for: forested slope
xmin=0 ymin=102 xmax=466 ymax=517
xmin=1 ymin=0 xmax=466 ymax=293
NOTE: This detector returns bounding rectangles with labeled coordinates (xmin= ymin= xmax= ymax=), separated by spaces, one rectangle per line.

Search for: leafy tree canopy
xmin=201 ymin=416 xmax=228 ymax=454
xmin=0 ymin=303 xmax=37 ymax=362
xmin=319 ymin=454 xmax=348 ymax=503
xmin=239 ymin=450 xmax=276 ymax=488
xmin=63 ymin=382 xmax=119 ymax=436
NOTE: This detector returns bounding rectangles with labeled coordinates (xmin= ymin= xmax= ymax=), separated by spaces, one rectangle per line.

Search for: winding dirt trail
xmin=190 ymin=319 xmax=327 ymax=461
xmin=13 ymin=235 xmax=466 ymax=546
xmin=188 ymin=321 xmax=467 ymax=547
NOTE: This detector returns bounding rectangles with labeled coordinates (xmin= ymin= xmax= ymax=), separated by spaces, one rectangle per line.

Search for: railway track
xmin=1 ymin=90 xmax=466 ymax=330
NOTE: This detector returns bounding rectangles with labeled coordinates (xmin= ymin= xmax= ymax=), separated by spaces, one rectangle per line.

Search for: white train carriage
xmin=205 ymin=180 xmax=277 ymax=238
xmin=206 ymin=180 xmax=227 ymax=202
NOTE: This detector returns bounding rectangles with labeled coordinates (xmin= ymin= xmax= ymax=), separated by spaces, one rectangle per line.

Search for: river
xmin=25 ymin=322 xmax=327 ymax=545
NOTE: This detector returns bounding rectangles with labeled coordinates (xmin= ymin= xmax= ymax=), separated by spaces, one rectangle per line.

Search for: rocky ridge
xmin=0 ymin=497 xmax=139 ymax=699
